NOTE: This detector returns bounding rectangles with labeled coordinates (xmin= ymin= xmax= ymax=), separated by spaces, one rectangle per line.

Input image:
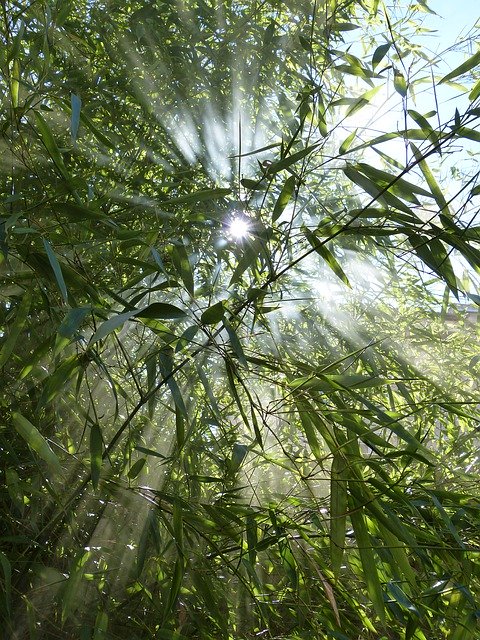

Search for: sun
xmin=228 ymin=216 xmax=251 ymax=240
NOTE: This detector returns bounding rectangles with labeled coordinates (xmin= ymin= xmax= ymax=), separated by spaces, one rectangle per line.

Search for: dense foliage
xmin=1 ymin=0 xmax=479 ymax=638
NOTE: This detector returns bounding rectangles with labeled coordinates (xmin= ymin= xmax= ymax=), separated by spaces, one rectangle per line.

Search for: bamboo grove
xmin=0 ymin=1 xmax=479 ymax=638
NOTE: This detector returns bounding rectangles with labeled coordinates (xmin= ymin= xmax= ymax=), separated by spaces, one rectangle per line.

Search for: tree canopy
xmin=1 ymin=1 xmax=479 ymax=638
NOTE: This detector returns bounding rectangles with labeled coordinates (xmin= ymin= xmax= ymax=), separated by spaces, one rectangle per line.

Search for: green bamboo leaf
xmin=410 ymin=143 xmax=450 ymax=215
xmin=339 ymin=129 xmax=357 ymax=155
xmin=230 ymin=442 xmax=248 ymax=473
xmin=11 ymin=59 xmax=20 ymax=108
xmin=136 ymin=302 xmax=187 ymax=320
xmin=58 ymin=307 xmax=91 ymax=339
xmin=267 ymin=143 xmax=320 ymax=174
xmin=162 ymin=188 xmax=231 ymax=206
xmin=61 ymin=550 xmax=91 ymax=623
xmin=246 ymin=514 xmax=258 ymax=565
xmin=70 ymin=93 xmax=81 ymax=144
xmin=34 ymin=112 xmax=69 ymax=179
xmin=90 ymin=424 xmax=103 ymax=490
xmin=349 ymin=504 xmax=386 ymax=624
xmin=201 ymin=301 xmax=225 ymax=325
xmin=90 ymin=310 xmax=138 ymax=344
xmin=330 ymin=22 xmax=361 ymax=32
xmin=162 ymin=558 xmax=184 ymax=625
xmin=159 ymin=351 xmax=187 ymax=416
xmin=43 ymin=239 xmax=68 ymax=303
xmin=272 ymin=175 xmax=295 ymax=222
xmin=0 ymin=290 xmax=31 ymax=367
xmin=12 ymin=412 xmax=61 ymax=473
xmin=372 ymin=42 xmax=390 ymax=69
xmin=330 ymin=454 xmax=348 ymax=578
xmin=303 ymin=226 xmax=351 ymax=287
xmin=343 ymin=164 xmax=415 ymax=214
xmin=454 ymin=126 xmax=480 ymax=143
xmin=128 ymin=457 xmax=146 ymax=479
xmin=394 ymin=69 xmax=408 ymax=97
xmin=408 ymin=233 xmax=458 ymax=293
xmin=296 ymin=401 xmax=323 ymax=461
xmin=0 ymin=551 xmax=11 ymax=616
xmin=469 ymin=77 xmax=480 ymax=101
xmin=387 ymin=582 xmax=420 ymax=616
xmin=171 ymin=242 xmax=194 ymax=297
xmin=356 ymin=163 xmax=433 ymax=201
xmin=222 ymin=317 xmax=247 ymax=366
xmin=92 ymin=611 xmax=108 ymax=640
xmin=440 ymin=49 xmax=480 ymax=84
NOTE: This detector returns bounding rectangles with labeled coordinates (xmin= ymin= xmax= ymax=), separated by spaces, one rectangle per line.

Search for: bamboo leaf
xmin=330 ymin=454 xmax=348 ymax=578
xmin=128 ymin=457 xmax=146 ymax=480
xmin=171 ymin=242 xmax=194 ymax=297
xmin=0 ymin=551 xmax=11 ymax=616
xmin=90 ymin=424 xmax=103 ymax=490
xmin=394 ymin=69 xmax=408 ymax=97
xmin=136 ymin=302 xmax=187 ymax=320
xmin=349 ymin=504 xmax=386 ymax=624
xmin=0 ymin=290 xmax=31 ymax=367
xmin=410 ymin=143 xmax=450 ymax=215
xmin=12 ymin=412 xmax=61 ymax=473
xmin=90 ymin=310 xmax=138 ymax=344
xmin=372 ymin=42 xmax=390 ymax=69
xmin=61 ymin=551 xmax=91 ymax=623
xmin=339 ymin=129 xmax=357 ymax=155
xmin=272 ymin=175 xmax=295 ymax=222
xmin=267 ymin=143 xmax=320 ymax=174
xmin=440 ymin=49 xmax=480 ymax=84
xmin=92 ymin=611 xmax=108 ymax=640
xmin=303 ymin=226 xmax=351 ymax=287
xmin=43 ymin=239 xmax=68 ymax=303
xmin=70 ymin=93 xmax=82 ymax=144
xmin=201 ymin=301 xmax=225 ymax=325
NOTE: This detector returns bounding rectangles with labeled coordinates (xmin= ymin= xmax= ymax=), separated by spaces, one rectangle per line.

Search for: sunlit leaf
xmin=12 ymin=412 xmax=61 ymax=473
xmin=440 ymin=49 xmax=480 ymax=84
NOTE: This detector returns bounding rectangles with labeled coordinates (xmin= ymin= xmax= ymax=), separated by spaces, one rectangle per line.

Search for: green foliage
xmin=1 ymin=1 xmax=480 ymax=639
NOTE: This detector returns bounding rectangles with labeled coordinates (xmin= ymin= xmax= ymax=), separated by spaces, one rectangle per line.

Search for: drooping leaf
xmin=0 ymin=551 xmax=11 ymax=616
xmin=272 ymin=175 xmax=296 ymax=222
xmin=90 ymin=424 xmax=103 ymax=490
xmin=330 ymin=453 xmax=348 ymax=578
xmin=393 ymin=69 xmax=408 ymax=97
xmin=349 ymin=503 xmax=386 ymax=624
xmin=171 ymin=242 xmax=194 ymax=297
xmin=0 ymin=290 xmax=31 ymax=367
xmin=303 ymin=226 xmax=351 ymax=287
xmin=43 ymin=239 xmax=68 ymax=303
xmin=12 ymin=412 xmax=61 ymax=473
xmin=70 ymin=93 xmax=82 ymax=143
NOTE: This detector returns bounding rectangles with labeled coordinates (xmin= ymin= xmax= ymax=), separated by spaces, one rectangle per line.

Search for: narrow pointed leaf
xmin=0 ymin=290 xmax=31 ymax=367
xmin=70 ymin=93 xmax=81 ymax=143
xmin=43 ymin=239 xmax=68 ymax=303
xmin=330 ymin=454 xmax=348 ymax=577
xmin=12 ymin=412 xmax=61 ymax=473
xmin=90 ymin=424 xmax=103 ymax=490
xmin=440 ymin=49 xmax=480 ymax=84
xmin=303 ymin=227 xmax=351 ymax=287
xmin=90 ymin=310 xmax=138 ymax=343
xmin=272 ymin=175 xmax=295 ymax=222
